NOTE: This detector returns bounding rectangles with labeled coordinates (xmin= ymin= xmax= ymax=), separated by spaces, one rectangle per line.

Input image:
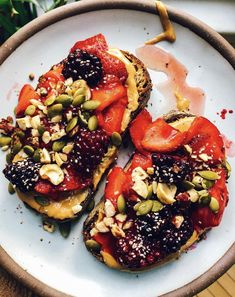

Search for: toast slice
xmin=1 ymin=35 xmax=152 ymax=221
xmin=83 ymin=110 xmax=229 ymax=271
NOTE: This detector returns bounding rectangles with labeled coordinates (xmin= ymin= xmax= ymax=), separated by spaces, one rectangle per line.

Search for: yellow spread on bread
xmin=108 ymin=48 xmax=139 ymax=131
xmin=145 ymin=1 xmax=176 ymax=45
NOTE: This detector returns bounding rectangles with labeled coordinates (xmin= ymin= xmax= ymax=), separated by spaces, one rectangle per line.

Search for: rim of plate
xmin=0 ymin=1 xmax=234 ymax=296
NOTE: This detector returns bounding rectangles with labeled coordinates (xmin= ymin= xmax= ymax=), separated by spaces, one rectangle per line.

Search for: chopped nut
xmin=40 ymin=148 xmax=51 ymax=163
xmin=115 ymin=213 xmax=127 ymax=222
xmin=62 ymin=143 xmax=74 ymax=154
xmin=64 ymin=77 xmax=73 ymax=86
xmin=54 ymin=152 xmax=64 ymax=167
xmin=66 ymin=110 xmax=73 ymax=122
xmin=152 ymin=181 xmax=158 ymax=194
xmin=172 ymin=215 xmax=184 ymax=229
xmin=90 ymin=227 xmax=98 ymax=237
xmin=31 ymin=115 xmax=41 ymax=129
xmin=199 ymin=153 xmax=210 ymax=162
xmin=59 ymin=153 xmax=67 ymax=162
xmin=43 ymin=220 xmax=55 ymax=233
xmin=72 ymin=204 xmax=82 ymax=214
xmin=95 ymin=221 xmax=109 ymax=233
xmin=111 ymin=224 xmax=125 ymax=238
xmin=31 ymin=128 xmax=39 ymax=137
xmin=42 ymin=131 xmax=51 ymax=144
xmin=132 ymin=180 xmax=148 ymax=198
xmin=104 ymin=200 xmax=116 ymax=217
xmin=184 ymin=144 xmax=192 ymax=155
xmin=123 ymin=221 xmax=133 ymax=230
xmin=16 ymin=116 xmax=32 ymax=130
xmin=103 ymin=217 xmax=114 ymax=227
xmin=147 ymin=167 xmax=154 ymax=175
xmin=51 ymin=115 xmax=62 ymax=123
xmin=132 ymin=166 xmax=149 ymax=181
xmin=39 ymin=164 xmax=64 ymax=185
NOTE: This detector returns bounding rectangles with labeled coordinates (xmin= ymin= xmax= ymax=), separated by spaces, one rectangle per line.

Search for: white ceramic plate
xmin=0 ymin=1 xmax=234 ymax=296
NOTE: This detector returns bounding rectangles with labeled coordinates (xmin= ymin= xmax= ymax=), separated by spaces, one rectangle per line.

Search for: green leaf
xmin=0 ymin=14 xmax=17 ymax=34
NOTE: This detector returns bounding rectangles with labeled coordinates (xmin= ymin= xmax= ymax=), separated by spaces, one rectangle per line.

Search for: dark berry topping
xmin=70 ymin=128 xmax=109 ymax=176
xmin=152 ymin=153 xmax=190 ymax=184
xmin=3 ymin=159 xmax=41 ymax=192
xmin=62 ymin=50 xmax=102 ymax=87
xmin=160 ymin=217 xmax=194 ymax=253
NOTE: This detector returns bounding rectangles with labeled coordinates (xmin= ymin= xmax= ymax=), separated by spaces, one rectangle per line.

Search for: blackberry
xmin=70 ymin=128 xmax=109 ymax=176
xmin=62 ymin=50 xmax=102 ymax=87
xmin=3 ymin=158 xmax=41 ymax=192
xmin=115 ymin=227 xmax=163 ymax=269
xmin=160 ymin=217 xmax=194 ymax=254
xmin=152 ymin=154 xmax=190 ymax=184
xmin=136 ymin=207 xmax=171 ymax=239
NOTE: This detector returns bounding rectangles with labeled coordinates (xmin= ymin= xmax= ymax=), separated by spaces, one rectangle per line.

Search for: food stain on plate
xmin=222 ymin=134 xmax=235 ymax=158
xmin=135 ymin=45 xmax=205 ymax=115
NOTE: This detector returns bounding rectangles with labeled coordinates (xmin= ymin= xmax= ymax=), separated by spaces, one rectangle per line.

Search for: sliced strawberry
xmin=127 ymin=152 xmax=152 ymax=174
xmin=186 ymin=117 xmax=225 ymax=162
xmin=192 ymin=169 xmax=228 ymax=229
xmin=71 ymin=34 xmax=128 ymax=82
xmin=34 ymin=168 xmax=91 ymax=200
xmin=70 ymin=33 xmax=108 ymax=54
xmin=105 ymin=167 xmax=127 ymax=208
xmin=92 ymin=75 xmax=127 ymax=111
xmin=141 ymin=118 xmax=186 ymax=152
xmin=96 ymin=96 xmax=128 ymax=135
xmin=93 ymin=232 xmax=115 ymax=254
xmin=98 ymin=51 xmax=128 ymax=83
xmin=130 ymin=109 xmax=152 ymax=152
xmin=16 ymin=84 xmax=40 ymax=117
xmin=37 ymin=64 xmax=64 ymax=94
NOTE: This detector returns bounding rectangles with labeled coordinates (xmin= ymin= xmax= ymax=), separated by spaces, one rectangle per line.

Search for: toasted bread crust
xmin=83 ymin=111 xmax=206 ymax=271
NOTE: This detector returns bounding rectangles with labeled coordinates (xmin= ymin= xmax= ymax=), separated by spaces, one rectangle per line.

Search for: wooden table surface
xmin=0 ymin=263 xmax=234 ymax=297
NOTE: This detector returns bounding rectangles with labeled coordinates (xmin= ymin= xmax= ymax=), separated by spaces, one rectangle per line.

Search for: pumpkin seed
xmin=225 ymin=160 xmax=231 ymax=178
xmin=68 ymin=125 xmax=79 ymax=137
xmin=192 ymin=175 xmax=203 ymax=189
xmin=72 ymin=94 xmax=86 ymax=106
xmin=156 ymin=183 xmax=177 ymax=204
xmin=23 ymin=145 xmax=34 ymax=156
xmin=187 ymin=188 xmax=199 ymax=202
xmin=82 ymin=100 xmax=100 ymax=110
xmin=133 ymin=202 xmax=141 ymax=211
xmin=66 ymin=117 xmax=78 ymax=133
xmin=74 ymin=87 xmax=86 ymax=97
xmin=59 ymin=221 xmax=71 ymax=238
xmin=152 ymin=181 xmax=158 ymax=194
xmin=88 ymin=115 xmax=98 ymax=131
xmin=12 ymin=142 xmax=22 ymax=155
xmin=198 ymin=190 xmax=211 ymax=205
xmin=85 ymin=239 xmax=101 ymax=252
xmin=8 ymin=183 xmax=15 ymax=194
xmin=6 ymin=152 xmax=13 ymax=164
xmin=117 ymin=194 xmax=126 ymax=213
xmin=86 ymin=200 xmax=95 ymax=212
xmin=25 ymin=105 xmax=36 ymax=116
xmin=151 ymin=200 xmax=163 ymax=212
xmin=136 ymin=200 xmax=153 ymax=216
xmin=198 ymin=170 xmax=220 ymax=181
xmin=47 ymin=103 xmax=63 ymax=118
xmin=202 ymin=179 xmax=214 ymax=189
xmin=16 ymin=130 xmax=25 ymax=139
xmin=34 ymin=196 xmax=50 ymax=206
xmin=44 ymin=97 xmax=56 ymax=106
xmin=181 ymin=180 xmax=195 ymax=191
xmin=146 ymin=184 xmax=153 ymax=199
xmin=52 ymin=140 xmax=66 ymax=152
xmin=0 ymin=136 xmax=11 ymax=147
xmin=55 ymin=94 xmax=73 ymax=107
xmin=111 ymin=132 xmax=122 ymax=146
xmin=38 ymin=125 xmax=46 ymax=136
xmin=78 ymin=110 xmax=90 ymax=126
xmin=33 ymin=149 xmax=41 ymax=162
xmin=209 ymin=197 xmax=220 ymax=213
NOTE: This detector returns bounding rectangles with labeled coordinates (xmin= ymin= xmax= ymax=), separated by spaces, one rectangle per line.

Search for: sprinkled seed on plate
xmin=8 ymin=183 xmax=15 ymax=194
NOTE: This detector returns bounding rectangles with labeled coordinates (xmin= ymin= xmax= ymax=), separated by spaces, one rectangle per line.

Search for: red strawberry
xmin=71 ymin=34 xmax=128 ymax=82
xmin=92 ymin=75 xmax=127 ymax=111
xmin=70 ymin=33 xmax=108 ymax=54
xmin=37 ymin=64 xmax=64 ymax=94
xmin=16 ymin=84 xmax=40 ymax=117
xmin=186 ymin=117 xmax=225 ymax=163
xmin=141 ymin=118 xmax=187 ymax=152
xmin=93 ymin=232 xmax=115 ymax=254
xmin=96 ymin=96 xmax=128 ymax=135
xmin=130 ymin=109 xmax=152 ymax=152
xmin=192 ymin=169 xmax=228 ymax=229
xmin=105 ymin=167 xmax=127 ymax=208
xmin=127 ymin=152 xmax=152 ymax=174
